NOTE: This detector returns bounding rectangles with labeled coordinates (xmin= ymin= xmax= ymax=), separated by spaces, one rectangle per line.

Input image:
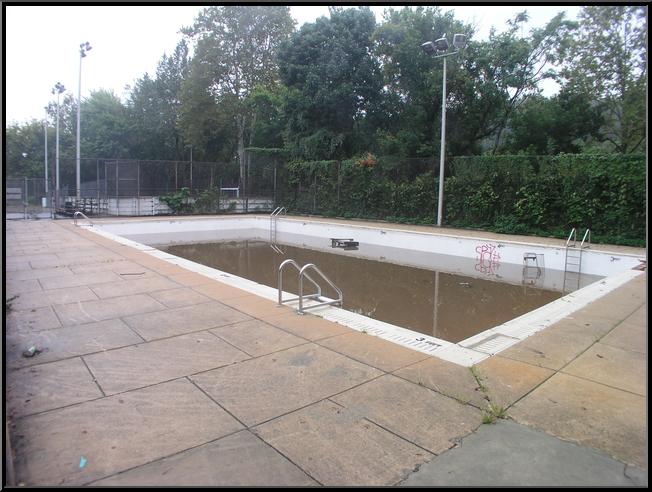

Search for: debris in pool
xmin=22 ymin=346 xmax=42 ymax=358
xmin=330 ymin=238 xmax=359 ymax=250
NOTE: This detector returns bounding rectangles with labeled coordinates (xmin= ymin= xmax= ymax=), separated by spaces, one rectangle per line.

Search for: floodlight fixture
xmin=452 ymin=34 xmax=467 ymax=50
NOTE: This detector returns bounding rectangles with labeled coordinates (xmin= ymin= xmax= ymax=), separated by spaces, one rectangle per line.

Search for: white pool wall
xmin=89 ymin=215 xmax=645 ymax=366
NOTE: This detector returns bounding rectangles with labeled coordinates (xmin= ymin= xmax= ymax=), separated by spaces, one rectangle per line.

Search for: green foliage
xmin=160 ymin=187 xmax=191 ymax=214
xmin=276 ymin=154 xmax=645 ymax=246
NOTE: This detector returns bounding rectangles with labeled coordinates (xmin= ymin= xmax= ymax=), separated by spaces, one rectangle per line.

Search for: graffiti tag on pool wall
xmin=475 ymin=243 xmax=501 ymax=275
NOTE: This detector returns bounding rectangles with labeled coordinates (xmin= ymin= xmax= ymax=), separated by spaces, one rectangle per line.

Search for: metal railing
xmin=270 ymin=206 xmax=286 ymax=243
xmin=73 ymin=211 xmax=93 ymax=227
xmin=278 ymin=258 xmax=343 ymax=314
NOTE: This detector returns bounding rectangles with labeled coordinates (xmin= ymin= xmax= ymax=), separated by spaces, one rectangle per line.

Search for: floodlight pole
xmin=438 ymin=55 xmax=447 ymax=227
xmin=431 ymin=49 xmax=462 ymax=227
xmin=76 ymin=42 xmax=91 ymax=201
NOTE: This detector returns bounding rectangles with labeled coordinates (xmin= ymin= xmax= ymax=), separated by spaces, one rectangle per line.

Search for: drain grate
xmin=464 ymin=334 xmax=520 ymax=355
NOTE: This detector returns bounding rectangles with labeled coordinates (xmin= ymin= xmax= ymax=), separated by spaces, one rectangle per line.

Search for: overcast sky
xmin=4 ymin=4 xmax=581 ymax=125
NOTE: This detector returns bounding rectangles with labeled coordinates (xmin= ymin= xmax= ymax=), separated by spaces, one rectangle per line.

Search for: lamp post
xmin=76 ymin=41 xmax=92 ymax=201
xmin=52 ymin=82 xmax=65 ymax=209
xmin=44 ymin=108 xmax=48 ymax=199
xmin=421 ymin=33 xmax=467 ymax=227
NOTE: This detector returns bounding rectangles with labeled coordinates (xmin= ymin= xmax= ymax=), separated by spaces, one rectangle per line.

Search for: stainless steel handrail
xmin=278 ymin=258 xmax=343 ymax=314
xmin=565 ymin=227 xmax=576 ymax=247
xmin=270 ymin=206 xmax=286 ymax=242
xmin=298 ymin=263 xmax=343 ymax=314
xmin=580 ymin=229 xmax=591 ymax=249
xmin=73 ymin=211 xmax=93 ymax=227
xmin=278 ymin=259 xmax=321 ymax=306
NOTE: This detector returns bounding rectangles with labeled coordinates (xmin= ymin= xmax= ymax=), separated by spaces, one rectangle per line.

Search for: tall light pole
xmin=44 ymin=108 xmax=48 ymax=199
xmin=52 ymin=82 xmax=65 ymax=209
xmin=76 ymin=41 xmax=92 ymax=201
xmin=421 ymin=33 xmax=467 ymax=227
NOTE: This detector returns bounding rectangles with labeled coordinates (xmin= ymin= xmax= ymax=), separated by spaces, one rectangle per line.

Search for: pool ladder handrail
xmin=563 ymin=227 xmax=590 ymax=293
xmin=278 ymin=259 xmax=343 ymax=315
xmin=270 ymin=206 xmax=286 ymax=243
xmin=73 ymin=211 xmax=93 ymax=227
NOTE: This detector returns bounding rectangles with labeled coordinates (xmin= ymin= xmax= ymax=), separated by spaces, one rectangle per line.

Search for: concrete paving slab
xmin=255 ymin=400 xmax=433 ymax=486
xmin=6 ymin=306 xmax=62 ymax=333
xmin=84 ymin=331 xmax=250 ymax=394
xmin=562 ymin=343 xmax=646 ymax=396
xmin=89 ymin=430 xmax=317 ymax=486
xmin=53 ymin=294 xmax=166 ymax=326
xmin=9 ymin=285 xmax=100 ymax=311
xmin=5 ymin=319 xmax=144 ymax=369
xmin=221 ymin=294 xmax=295 ymax=318
xmin=6 ymin=265 xmax=74 ymax=282
xmin=498 ymin=322 xmax=599 ymax=370
xmin=147 ymin=287 xmax=212 ymax=309
xmin=7 ymin=358 xmax=102 ymax=418
xmin=318 ymin=332 xmax=430 ymax=372
xmin=69 ymin=260 xmax=157 ymax=278
xmin=122 ymin=301 xmax=252 ymax=341
xmin=264 ymin=311 xmax=352 ymax=341
xmin=5 ymin=259 xmax=35 ymax=271
xmin=332 ymin=374 xmax=482 ymax=455
xmin=169 ymin=271 xmax=218 ymax=287
xmin=192 ymin=281 xmax=254 ymax=301
xmin=5 ymin=279 xmax=42 ymax=296
xmin=399 ymin=419 xmax=645 ymax=486
xmin=38 ymin=270 xmax=124 ymax=290
xmin=509 ymin=373 xmax=647 ymax=469
xmin=211 ymin=319 xmax=308 ymax=357
xmin=599 ymin=320 xmax=646 ymax=354
xmin=10 ymin=379 xmax=244 ymax=486
xmin=477 ymin=356 xmax=554 ymax=408
xmin=89 ymin=276 xmax=181 ymax=299
xmin=191 ymin=343 xmax=382 ymax=426
xmin=393 ymin=357 xmax=487 ymax=407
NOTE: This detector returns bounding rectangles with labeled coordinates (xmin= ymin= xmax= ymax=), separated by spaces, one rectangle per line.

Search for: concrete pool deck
xmin=4 ymin=217 xmax=647 ymax=486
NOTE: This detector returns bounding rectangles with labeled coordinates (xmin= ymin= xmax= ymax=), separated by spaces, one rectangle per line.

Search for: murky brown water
xmin=162 ymin=240 xmax=563 ymax=343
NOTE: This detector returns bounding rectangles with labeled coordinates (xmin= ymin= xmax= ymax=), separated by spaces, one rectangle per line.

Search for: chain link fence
xmin=50 ymin=156 xmax=277 ymax=217
xmin=5 ymin=177 xmax=54 ymax=219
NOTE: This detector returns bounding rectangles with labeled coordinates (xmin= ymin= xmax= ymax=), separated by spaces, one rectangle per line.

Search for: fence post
xmin=137 ymin=160 xmax=141 ymax=216
xmin=116 ymin=161 xmax=120 ymax=216
xmin=23 ymin=177 xmax=28 ymax=219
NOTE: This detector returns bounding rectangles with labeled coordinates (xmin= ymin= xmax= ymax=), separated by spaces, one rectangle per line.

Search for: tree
xmin=557 ymin=6 xmax=646 ymax=153
xmin=503 ymin=89 xmax=604 ymax=154
xmin=181 ymin=6 xmax=295 ymax=183
xmin=81 ymin=89 xmax=131 ymax=158
xmin=127 ymin=41 xmax=190 ymax=160
xmin=278 ymin=6 xmax=383 ymax=160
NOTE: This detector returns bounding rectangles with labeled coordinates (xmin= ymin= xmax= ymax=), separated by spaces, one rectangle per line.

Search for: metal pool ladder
xmin=270 ymin=206 xmax=286 ymax=243
xmin=278 ymin=259 xmax=343 ymax=314
xmin=73 ymin=211 xmax=93 ymax=227
xmin=563 ymin=227 xmax=590 ymax=293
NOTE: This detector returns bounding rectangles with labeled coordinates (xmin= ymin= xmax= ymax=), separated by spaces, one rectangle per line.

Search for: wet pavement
xmin=4 ymin=217 xmax=647 ymax=486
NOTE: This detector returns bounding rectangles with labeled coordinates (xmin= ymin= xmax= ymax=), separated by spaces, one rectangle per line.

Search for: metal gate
xmin=5 ymin=177 xmax=53 ymax=219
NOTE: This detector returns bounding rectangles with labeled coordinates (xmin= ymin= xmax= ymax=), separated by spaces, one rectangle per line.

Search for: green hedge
xmin=276 ymin=154 xmax=646 ymax=246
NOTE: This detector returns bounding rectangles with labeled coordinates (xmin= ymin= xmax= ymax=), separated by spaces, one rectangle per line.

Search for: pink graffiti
xmin=475 ymin=243 xmax=501 ymax=275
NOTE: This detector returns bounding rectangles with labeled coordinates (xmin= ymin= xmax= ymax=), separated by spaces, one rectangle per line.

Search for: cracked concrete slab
xmin=255 ymin=400 xmax=433 ymax=486
xmin=84 ymin=331 xmax=250 ymax=394
xmin=509 ymin=373 xmax=646 ymax=470
xmin=10 ymin=379 xmax=243 ymax=486
xmin=399 ymin=419 xmax=646 ymax=486
xmin=332 ymin=374 xmax=482 ymax=455
xmin=122 ymin=301 xmax=252 ymax=341
xmin=89 ymin=430 xmax=317 ymax=486
xmin=191 ymin=343 xmax=382 ymax=426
